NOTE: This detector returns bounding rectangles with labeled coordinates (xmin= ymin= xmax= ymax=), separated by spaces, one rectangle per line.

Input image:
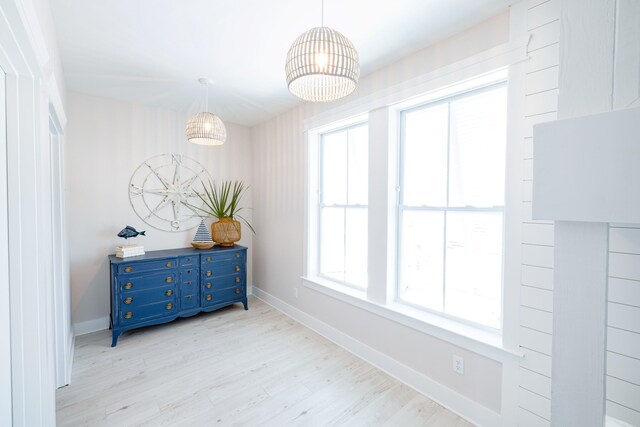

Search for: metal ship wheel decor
xmin=129 ymin=154 xmax=211 ymax=232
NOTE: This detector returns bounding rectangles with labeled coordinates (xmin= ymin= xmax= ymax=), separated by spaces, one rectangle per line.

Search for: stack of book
xmin=115 ymin=244 xmax=145 ymax=258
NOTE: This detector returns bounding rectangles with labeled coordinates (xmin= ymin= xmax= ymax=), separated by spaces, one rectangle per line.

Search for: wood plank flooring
xmin=57 ymin=297 xmax=474 ymax=426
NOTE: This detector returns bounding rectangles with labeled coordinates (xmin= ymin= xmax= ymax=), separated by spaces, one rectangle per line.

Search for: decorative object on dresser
xmin=129 ymin=154 xmax=212 ymax=232
xmin=109 ymin=245 xmax=248 ymax=346
xmin=191 ymin=219 xmax=214 ymax=249
xmin=193 ymin=180 xmax=255 ymax=247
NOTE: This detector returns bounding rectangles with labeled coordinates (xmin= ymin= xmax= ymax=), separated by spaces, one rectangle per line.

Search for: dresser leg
xmin=242 ymin=299 xmax=248 ymax=310
xmin=111 ymin=331 xmax=120 ymax=347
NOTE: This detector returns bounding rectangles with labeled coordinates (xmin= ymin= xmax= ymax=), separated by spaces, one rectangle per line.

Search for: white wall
xmin=251 ymin=11 xmax=512 ymax=425
xmin=65 ymin=92 xmax=254 ymax=334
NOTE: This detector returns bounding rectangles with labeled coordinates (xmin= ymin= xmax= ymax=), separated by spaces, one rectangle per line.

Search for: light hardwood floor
xmin=57 ymin=297 xmax=474 ymax=426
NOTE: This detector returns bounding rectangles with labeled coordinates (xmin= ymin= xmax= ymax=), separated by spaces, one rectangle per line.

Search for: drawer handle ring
xmin=235 ymin=266 xmax=241 ymax=272
xmin=235 ymin=288 xmax=241 ymax=294
xmin=206 ymin=283 xmax=212 ymax=289
xmin=206 ymin=270 xmax=212 ymax=277
xmin=165 ymin=290 xmax=173 ymax=296
xmin=165 ymin=303 xmax=173 ymax=310
xmin=165 ymin=276 xmax=173 ymax=283
xmin=124 ymin=312 xmax=133 ymax=319
xmin=124 ymin=297 xmax=133 ymax=305
xmin=236 ymin=253 xmax=241 ymax=258
xmin=206 ymin=257 xmax=212 ymax=262
xmin=124 ymin=282 xmax=133 ymax=290
xmin=124 ymin=266 xmax=133 ymax=273
xmin=205 ymin=295 xmax=212 ymax=301
xmin=166 ymin=261 xmax=173 ymax=267
xmin=235 ymin=277 xmax=240 ymax=283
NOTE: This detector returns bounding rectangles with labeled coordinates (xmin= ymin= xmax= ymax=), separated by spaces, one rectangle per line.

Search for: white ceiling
xmin=52 ymin=0 xmax=512 ymax=127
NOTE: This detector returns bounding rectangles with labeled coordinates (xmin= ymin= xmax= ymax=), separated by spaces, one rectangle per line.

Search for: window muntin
xmin=398 ymin=83 xmax=507 ymax=329
xmin=319 ymin=123 xmax=368 ymax=288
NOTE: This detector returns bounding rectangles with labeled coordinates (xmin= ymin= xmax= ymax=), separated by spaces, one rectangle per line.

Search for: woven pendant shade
xmin=186 ymin=112 xmax=226 ymax=146
xmin=285 ymin=26 xmax=360 ymax=102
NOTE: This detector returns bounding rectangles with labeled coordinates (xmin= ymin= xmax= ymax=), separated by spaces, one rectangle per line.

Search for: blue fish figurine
xmin=117 ymin=226 xmax=146 ymax=239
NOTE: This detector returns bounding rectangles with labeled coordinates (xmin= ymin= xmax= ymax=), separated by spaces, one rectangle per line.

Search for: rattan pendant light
xmin=186 ymin=78 xmax=226 ymax=146
xmin=285 ymin=0 xmax=360 ymax=102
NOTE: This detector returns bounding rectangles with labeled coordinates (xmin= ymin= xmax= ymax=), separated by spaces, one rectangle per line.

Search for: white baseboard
xmin=65 ymin=330 xmax=75 ymax=385
xmin=253 ymin=287 xmax=501 ymax=427
xmin=73 ymin=316 xmax=110 ymax=336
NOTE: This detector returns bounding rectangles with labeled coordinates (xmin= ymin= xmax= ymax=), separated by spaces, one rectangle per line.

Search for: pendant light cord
xmin=205 ymin=83 xmax=209 ymax=113
xmin=321 ymin=0 xmax=324 ymax=27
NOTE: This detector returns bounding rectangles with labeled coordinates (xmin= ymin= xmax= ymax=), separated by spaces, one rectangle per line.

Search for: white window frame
xmin=302 ymin=50 xmax=523 ymax=359
xmin=395 ymin=81 xmax=508 ymax=331
xmin=316 ymin=122 xmax=369 ymax=290
xmin=305 ymin=114 xmax=369 ymax=295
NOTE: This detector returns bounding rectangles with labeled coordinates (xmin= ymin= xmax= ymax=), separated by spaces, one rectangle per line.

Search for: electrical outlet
xmin=294 ymin=287 xmax=298 ymax=298
xmin=453 ymin=355 xmax=464 ymax=375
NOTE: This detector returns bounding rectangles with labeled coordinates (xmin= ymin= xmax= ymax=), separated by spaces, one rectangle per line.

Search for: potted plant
xmin=193 ymin=180 xmax=255 ymax=246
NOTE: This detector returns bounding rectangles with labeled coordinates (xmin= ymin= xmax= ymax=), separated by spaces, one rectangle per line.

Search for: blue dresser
xmin=109 ymin=245 xmax=247 ymax=347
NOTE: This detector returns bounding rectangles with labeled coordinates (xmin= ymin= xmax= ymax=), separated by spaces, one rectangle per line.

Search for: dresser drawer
xmin=180 ymin=267 xmax=198 ymax=282
xmin=202 ymin=286 xmax=244 ymax=306
xmin=201 ymin=261 xmax=243 ymax=278
xmin=181 ymin=293 xmax=198 ymax=310
xmin=120 ymin=300 xmax=177 ymax=324
xmin=201 ymin=250 xmax=244 ymax=265
xmin=120 ymin=285 xmax=175 ymax=308
xmin=180 ymin=278 xmax=198 ymax=294
xmin=202 ymin=274 xmax=242 ymax=291
xmin=119 ymin=270 xmax=177 ymax=292
xmin=118 ymin=258 xmax=178 ymax=275
xmin=179 ymin=255 xmax=196 ymax=267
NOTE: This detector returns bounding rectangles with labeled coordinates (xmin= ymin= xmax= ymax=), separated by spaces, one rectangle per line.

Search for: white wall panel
xmin=522 ymin=244 xmax=554 ymax=268
xmin=526 ymin=43 xmax=560 ymax=74
xmin=607 ymin=352 xmax=640 ymax=386
xmin=524 ymin=66 xmax=559 ymax=95
xmin=527 ymin=20 xmax=560 ymax=51
xmin=527 ymin=0 xmax=560 ymax=30
xmin=521 ymin=349 xmax=552 ymax=378
xmin=609 ymin=277 xmax=640 ymax=306
xmin=608 ymin=327 xmax=640 ymax=360
xmin=519 ymin=387 xmax=551 ymax=421
xmin=522 ymin=265 xmax=553 ymax=290
xmin=522 ymin=223 xmax=554 ymax=246
xmin=521 ymin=287 xmax=553 ymax=313
xmin=520 ymin=367 xmax=551 ymax=399
xmin=520 ymin=306 xmax=552 ymax=334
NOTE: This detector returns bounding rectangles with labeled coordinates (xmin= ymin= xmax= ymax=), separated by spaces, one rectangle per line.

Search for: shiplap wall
xmin=518 ymin=0 xmax=559 ymax=425
xmin=607 ymin=226 xmax=640 ymax=425
xmin=606 ymin=0 xmax=640 ymax=423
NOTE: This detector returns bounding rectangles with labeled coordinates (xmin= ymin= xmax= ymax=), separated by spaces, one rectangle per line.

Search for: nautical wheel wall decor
xmin=129 ymin=154 xmax=211 ymax=232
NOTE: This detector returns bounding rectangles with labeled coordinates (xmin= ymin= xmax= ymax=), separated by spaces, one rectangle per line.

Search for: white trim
xmin=303 ymin=38 xmax=529 ymax=132
xmin=302 ymin=276 xmax=522 ymax=363
xmin=73 ymin=316 xmax=110 ymax=336
xmin=253 ymin=286 xmax=502 ymax=427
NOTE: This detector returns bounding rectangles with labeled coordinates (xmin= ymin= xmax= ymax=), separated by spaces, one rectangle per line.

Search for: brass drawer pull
xmin=166 ymin=261 xmax=173 ymax=268
xmin=235 ymin=288 xmax=241 ymax=294
xmin=206 ymin=256 xmax=212 ymax=262
xmin=186 ymin=295 xmax=193 ymax=300
xmin=165 ymin=303 xmax=173 ymax=310
xmin=165 ymin=276 xmax=173 ymax=283
xmin=205 ymin=295 xmax=212 ymax=301
xmin=235 ymin=277 xmax=240 ymax=283
xmin=124 ymin=312 xmax=133 ymax=319
xmin=165 ymin=290 xmax=173 ymax=296
xmin=124 ymin=266 xmax=133 ymax=273
xmin=206 ymin=270 xmax=212 ymax=277
xmin=236 ymin=253 xmax=241 ymax=258
xmin=124 ymin=297 xmax=133 ymax=305
xmin=205 ymin=283 xmax=212 ymax=289
xmin=235 ymin=266 xmax=241 ymax=272
xmin=124 ymin=282 xmax=133 ymax=290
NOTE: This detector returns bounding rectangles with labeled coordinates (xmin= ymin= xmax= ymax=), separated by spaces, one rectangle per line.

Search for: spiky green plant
xmin=192 ymin=180 xmax=255 ymax=234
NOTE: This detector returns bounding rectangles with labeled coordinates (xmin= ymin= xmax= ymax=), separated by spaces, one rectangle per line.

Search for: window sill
xmin=302 ymin=276 xmax=523 ymax=363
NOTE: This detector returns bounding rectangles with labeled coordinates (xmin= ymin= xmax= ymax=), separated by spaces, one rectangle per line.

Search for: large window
xmin=318 ymin=123 xmax=368 ymax=288
xmin=398 ymin=83 xmax=507 ymax=329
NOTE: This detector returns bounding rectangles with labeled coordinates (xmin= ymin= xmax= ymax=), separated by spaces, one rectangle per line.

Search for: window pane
xmin=398 ymin=210 xmax=445 ymax=311
xmin=322 ymin=131 xmax=347 ymax=205
xmin=448 ymin=87 xmax=507 ymax=207
xmin=345 ymin=208 xmax=368 ymax=287
xmin=444 ymin=211 xmax=503 ymax=328
xmin=320 ymin=207 xmax=345 ymax=282
xmin=347 ymin=125 xmax=368 ymax=205
xmin=402 ymin=104 xmax=449 ymax=207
